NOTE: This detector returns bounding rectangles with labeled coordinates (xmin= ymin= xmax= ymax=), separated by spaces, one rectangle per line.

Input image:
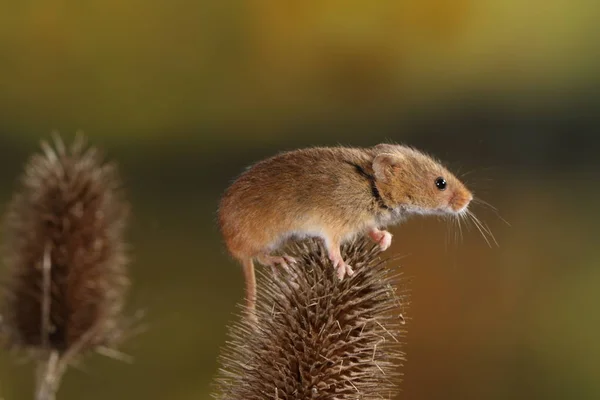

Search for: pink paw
xmin=258 ymin=254 xmax=297 ymax=276
xmin=378 ymin=231 xmax=392 ymax=251
xmin=332 ymin=257 xmax=354 ymax=280
xmin=369 ymin=228 xmax=393 ymax=251
xmin=283 ymin=255 xmax=297 ymax=265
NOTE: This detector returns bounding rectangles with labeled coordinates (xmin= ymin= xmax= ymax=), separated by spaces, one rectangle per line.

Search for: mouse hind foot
xmin=324 ymin=239 xmax=354 ymax=280
xmin=256 ymin=253 xmax=297 ymax=276
xmin=331 ymin=256 xmax=354 ymax=280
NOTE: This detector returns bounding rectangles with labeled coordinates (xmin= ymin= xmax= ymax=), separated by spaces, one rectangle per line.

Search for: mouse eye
xmin=435 ymin=177 xmax=447 ymax=191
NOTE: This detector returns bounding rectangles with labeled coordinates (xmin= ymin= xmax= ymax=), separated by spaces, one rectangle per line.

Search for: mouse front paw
xmin=368 ymin=228 xmax=393 ymax=251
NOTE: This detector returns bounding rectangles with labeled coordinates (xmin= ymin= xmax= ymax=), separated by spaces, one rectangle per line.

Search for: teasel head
xmin=213 ymin=238 xmax=409 ymax=400
xmin=0 ymin=133 xmax=131 ymax=360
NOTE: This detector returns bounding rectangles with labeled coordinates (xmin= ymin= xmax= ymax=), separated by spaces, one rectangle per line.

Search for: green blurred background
xmin=0 ymin=1 xmax=599 ymax=399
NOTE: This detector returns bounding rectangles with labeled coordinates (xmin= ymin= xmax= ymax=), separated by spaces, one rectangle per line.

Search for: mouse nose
xmin=451 ymin=192 xmax=473 ymax=213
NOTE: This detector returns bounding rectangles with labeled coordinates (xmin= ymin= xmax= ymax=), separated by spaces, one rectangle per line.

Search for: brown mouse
xmin=218 ymin=143 xmax=473 ymax=318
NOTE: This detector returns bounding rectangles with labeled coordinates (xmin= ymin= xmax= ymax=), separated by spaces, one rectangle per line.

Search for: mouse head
xmin=372 ymin=145 xmax=472 ymax=216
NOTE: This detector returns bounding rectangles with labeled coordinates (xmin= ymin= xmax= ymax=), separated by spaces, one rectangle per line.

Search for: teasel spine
xmin=213 ymin=238 xmax=409 ymax=400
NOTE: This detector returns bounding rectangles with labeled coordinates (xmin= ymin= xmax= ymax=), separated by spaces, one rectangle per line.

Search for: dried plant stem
xmin=41 ymin=245 xmax=51 ymax=351
xmin=32 ymin=220 xmax=112 ymax=399
xmin=34 ymin=324 xmax=104 ymax=400
xmin=35 ymin=350 xmax=62 ymax=400
xmin=35 ymin=246 xmax=63 ymax=400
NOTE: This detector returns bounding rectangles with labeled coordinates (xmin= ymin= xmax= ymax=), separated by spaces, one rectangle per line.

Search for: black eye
xmin=435 ymin=177 xmax=447 ymax=191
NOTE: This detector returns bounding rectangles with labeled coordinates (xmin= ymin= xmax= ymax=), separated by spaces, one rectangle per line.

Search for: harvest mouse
xmin=218 ymin=143 xmax=473 ymax=318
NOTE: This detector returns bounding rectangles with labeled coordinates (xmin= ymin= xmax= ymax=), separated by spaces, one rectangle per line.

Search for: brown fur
xmin=218 ymin=144 xmax=472 ymax=318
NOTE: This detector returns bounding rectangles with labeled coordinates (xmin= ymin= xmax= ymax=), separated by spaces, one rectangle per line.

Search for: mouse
xmin=218 ymin=143 xmax=473 ymax=319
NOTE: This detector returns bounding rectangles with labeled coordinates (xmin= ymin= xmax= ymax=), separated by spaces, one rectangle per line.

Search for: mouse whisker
xmin=472 ymin=197 xmax=511 ymax=227
xmin=459 ymin=168 xmax=478 ymax=178
xmin=482 ymin=219 xmax=498 ymax=247
xmin=448 ymin=217 xmax=457 ymax=247
xmin=455 ymin=216 xmax=461 ymax=245
xmin=448 ymin=212 xmax=468 ymax=246
xmin=462 ymin=211 xmax=473 ymax=233
xmin=444 ymin=218 xmax=452 ymax=249
xmin=458 ymin=213 xmax=467 ymax=243
xmin=452 ymin=215 xmax=460 ymax=245
xmin=468 ymin=212 xmax=491 ymax=247
xmin=472 ymin=197 xmax=498 ymax=211
xmin=466 ymin=210 xmax=498 ymax=247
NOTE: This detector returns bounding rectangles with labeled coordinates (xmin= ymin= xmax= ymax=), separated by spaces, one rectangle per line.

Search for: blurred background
xmin=0 ymin=1 xmax=599 ymax=399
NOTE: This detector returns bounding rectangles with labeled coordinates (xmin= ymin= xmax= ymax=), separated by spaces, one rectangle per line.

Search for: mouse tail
xmin=242 ymin=257 xmax=258 ymax=324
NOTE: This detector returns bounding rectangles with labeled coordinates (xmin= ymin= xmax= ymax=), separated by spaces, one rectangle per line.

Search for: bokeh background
xmin=0 ymin=1 xmax=599 ymax=399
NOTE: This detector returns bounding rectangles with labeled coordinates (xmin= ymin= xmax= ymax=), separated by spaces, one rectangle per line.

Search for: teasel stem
xmin=35 ymin=245 xmax=59 ymax=400
xmin=35 ymin=350 xmax=60 ymax=400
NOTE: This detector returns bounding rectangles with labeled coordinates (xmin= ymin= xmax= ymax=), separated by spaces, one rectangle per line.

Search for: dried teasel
xmin=0 ymin=133 xmax=131 ymax=361
xmin=213 ymin=237 xmax=409 ymax=400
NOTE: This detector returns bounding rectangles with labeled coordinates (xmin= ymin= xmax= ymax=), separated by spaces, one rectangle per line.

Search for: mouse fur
xmin=218 ymin=144 xmax=473 ymax=320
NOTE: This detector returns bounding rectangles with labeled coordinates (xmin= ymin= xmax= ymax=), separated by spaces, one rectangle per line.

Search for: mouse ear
xmin=373 ymin=153 xmax=405 ymax=182
xmin=372 ymin=143 xmax=403 ymax=154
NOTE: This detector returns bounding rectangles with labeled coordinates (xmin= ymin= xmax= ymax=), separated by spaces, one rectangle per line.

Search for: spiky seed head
xmin=1 ymin=133 xmax=130 ymax=354
xmin=213 ymin=238 xmax=409 ymax=400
